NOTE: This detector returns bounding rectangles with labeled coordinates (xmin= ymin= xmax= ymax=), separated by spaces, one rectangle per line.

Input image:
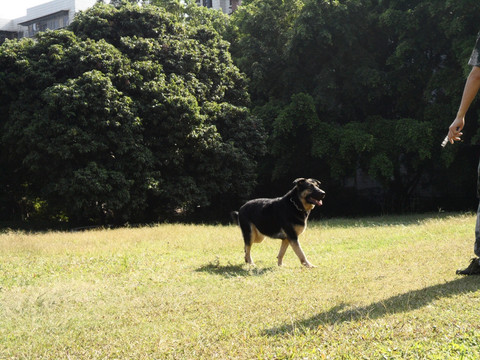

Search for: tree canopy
xmin=0 ymin=2 xmax=265 ymax=224
xmin=230 ymin=0 xmax=480 ymax=214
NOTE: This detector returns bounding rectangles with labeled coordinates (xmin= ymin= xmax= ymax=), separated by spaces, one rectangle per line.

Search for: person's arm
xmin=448 ymin=66 xmax=480 ymax=143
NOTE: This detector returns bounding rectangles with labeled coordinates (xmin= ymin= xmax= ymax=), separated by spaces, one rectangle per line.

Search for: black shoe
xmin=456 ymin=258 xmax=480 ymax=275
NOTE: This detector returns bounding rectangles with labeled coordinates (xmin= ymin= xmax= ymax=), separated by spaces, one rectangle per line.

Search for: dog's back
xmin=237 ymin=198 xmax=285 ymax=237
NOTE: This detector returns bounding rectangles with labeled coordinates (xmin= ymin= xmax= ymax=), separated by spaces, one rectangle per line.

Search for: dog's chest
xmin=286 ymin=209 xmax=308 ymax=237
xmin=294 ymin=222 xmax=307 ymax=236
xmin=271 ymin=221 xmax=306 ymax=239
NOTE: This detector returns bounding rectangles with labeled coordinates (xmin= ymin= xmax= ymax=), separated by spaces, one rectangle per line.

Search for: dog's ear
xmin=293 ymin=178 xmax=306 ymax=186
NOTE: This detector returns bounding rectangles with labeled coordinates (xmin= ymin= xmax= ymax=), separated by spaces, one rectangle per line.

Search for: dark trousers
xmin=476 ymin=160 xmax=480 ymax=256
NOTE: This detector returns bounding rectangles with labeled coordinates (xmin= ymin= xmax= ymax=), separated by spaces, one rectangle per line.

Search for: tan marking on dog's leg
xmin=245 ymin=225 xmax=264 ymax=266
xmin=289 ymin=240 xmax=315 ymax=268
xmin=277 ymin=239 xmax=289 ymax=266
xmin=244 ymin=244 xmax=254 ymax=265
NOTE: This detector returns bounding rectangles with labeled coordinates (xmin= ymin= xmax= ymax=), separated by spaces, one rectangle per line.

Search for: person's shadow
xmin=264 ymin=276 xmax=480 ymax=336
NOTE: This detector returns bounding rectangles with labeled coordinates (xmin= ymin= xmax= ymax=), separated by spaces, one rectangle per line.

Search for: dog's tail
xmin=230 ymin=211 xmax=239 ymax=225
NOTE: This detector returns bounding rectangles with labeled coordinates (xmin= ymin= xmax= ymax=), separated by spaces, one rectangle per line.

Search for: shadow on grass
xmin=264 ymin=276 xmax=480 ymax=336
xmin=196 ymin=261 xmax=275 ymax=278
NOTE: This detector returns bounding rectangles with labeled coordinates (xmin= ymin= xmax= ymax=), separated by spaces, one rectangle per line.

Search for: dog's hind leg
xmin=244 ymin=244 xmax=254 ymax=265
xmin=277 ymin=239 xmax=289 ymax=266
xmin=289 ymin=239 xmax=315 ymax=268
xmin=239 ymin=220 xmax=255 ymax=265
xmin=243 ymin=224 xmax=266 ymax=266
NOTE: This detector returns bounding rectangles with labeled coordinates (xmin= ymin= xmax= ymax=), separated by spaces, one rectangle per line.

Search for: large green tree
xmin=0 ymin=2 xmax=265 ymax=224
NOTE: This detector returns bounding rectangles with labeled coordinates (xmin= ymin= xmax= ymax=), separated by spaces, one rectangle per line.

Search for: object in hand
xmin=441 ymin=135 xmax=449 ymax=147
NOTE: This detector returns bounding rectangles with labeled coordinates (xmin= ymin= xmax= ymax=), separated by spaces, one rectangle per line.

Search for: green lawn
xmin=1 ymin=213 xmax=480 ymax=359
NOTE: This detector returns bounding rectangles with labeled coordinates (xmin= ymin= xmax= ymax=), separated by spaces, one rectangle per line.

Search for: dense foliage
xmin=230 ymin=0 xmax=480 ymax=215
xmin=0 ymin=2 xmax=265 ymax=224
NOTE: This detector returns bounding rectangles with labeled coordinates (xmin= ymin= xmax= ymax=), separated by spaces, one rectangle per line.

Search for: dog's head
xmin=294 ymin=178 xmax=325 ymax=211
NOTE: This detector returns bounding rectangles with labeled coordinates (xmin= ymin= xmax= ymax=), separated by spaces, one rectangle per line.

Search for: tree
xmin=71 ymin=2 xmax=263 ymax=218
xmin=230 ymin=0 xmax=305 ymax=104
xmin=271 ymin=93 xmax=321 ymax=180
xmin=0 ymin=2 xmax=264 ymax=224
xmin=231 ymin=0 xmax=480 ymax=213
xmin=0 ymin=31 xmax=152 ymax=223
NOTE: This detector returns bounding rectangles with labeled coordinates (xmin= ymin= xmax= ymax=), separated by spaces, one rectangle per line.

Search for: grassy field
xmin=1 ymin=212 xmax=480 ymax=359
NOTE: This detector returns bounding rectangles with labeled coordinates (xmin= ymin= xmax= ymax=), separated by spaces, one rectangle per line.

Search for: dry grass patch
xmin=1 ymin=213 xmax=480 ymax=359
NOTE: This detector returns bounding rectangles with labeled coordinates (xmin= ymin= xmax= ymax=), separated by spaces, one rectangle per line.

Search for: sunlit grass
xmin=1 ymin=213 xmax=480 ymax=359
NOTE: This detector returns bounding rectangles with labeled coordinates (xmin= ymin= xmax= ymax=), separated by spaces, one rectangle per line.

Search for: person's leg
xmin=476 ymin=159 xmax=480 ymax=257
xmin=475 ymin=202 xmax=480 ymax=257
xmin=457 ymin=207 xmax=480 ymax=273
xmin=456 ymin=160 xmax=480 ymax=274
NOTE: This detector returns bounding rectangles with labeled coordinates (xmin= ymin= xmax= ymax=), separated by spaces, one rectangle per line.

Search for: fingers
xmin=448 ymin=131 xmax=463 ymax=144
xmin=448 ymin=117 xmax=465 ymax=144
xmin=448 ymin=124 xmax=463 ymax=144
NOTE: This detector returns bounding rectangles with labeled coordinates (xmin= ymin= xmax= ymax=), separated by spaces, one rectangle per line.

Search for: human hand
xmin=448 ymin=117 xmax=464 ymax=144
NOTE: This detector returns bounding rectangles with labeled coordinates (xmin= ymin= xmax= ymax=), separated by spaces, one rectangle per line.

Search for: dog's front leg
xmin=277 ymin=239 xmax=289 ymax=266
xmin=289 ymin=239 xmax=315 ymax=268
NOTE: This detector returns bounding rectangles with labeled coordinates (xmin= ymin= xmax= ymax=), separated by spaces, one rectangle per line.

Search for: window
xmin=19 ymin=11 xmax=70 ymax=38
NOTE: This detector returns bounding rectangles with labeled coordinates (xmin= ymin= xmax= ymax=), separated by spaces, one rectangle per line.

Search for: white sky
xmin=0 ymin=0 xmax=53 ymax=19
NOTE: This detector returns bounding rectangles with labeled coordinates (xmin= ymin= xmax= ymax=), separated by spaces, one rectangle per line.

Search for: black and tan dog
xmin=231 ymin=178 xmax=325 ymax=268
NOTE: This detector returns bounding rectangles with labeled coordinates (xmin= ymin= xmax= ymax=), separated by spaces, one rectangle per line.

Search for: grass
xmin=1 ymin=212 xmax=480 ymax=359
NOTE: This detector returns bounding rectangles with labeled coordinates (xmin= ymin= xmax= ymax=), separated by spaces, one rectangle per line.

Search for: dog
xmin=231 ymin=178 xmax=325 ymax=268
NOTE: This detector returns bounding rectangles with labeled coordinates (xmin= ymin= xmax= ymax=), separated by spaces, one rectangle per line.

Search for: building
xmin=197 ymin=0 xmax=241 ymax=15
xmin=0 ymin=0 xmax=242 ymax=44
xmin=0 ymin=0 xmax=97 ymax=43
xmin=0 ymin=19 xmax=19 ymax=43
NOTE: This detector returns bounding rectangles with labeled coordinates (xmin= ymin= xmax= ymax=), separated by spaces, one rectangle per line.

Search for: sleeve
xmin=468 ymin=33 xmax=480 ymax=67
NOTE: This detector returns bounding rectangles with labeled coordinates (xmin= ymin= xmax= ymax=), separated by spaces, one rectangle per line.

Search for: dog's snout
xmin=314 ymin=187 xmax=325 ymax=199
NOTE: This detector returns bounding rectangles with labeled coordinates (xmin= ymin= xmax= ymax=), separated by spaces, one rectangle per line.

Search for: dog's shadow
xmin=263 ymin=276 xmax=480 ymax=336
xmin=196 ymin=260 xmax=275 ymax=278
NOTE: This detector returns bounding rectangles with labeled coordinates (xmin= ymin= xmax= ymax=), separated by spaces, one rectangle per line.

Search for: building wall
xmin=230 ymin=0 xmax=241 ymax=13
xmin=24 ymin=0 xmax=73 ymax=25
xmin=196 ymin=0 xmax=242 ymax=15
xmin=1 ymin=0 xmax=240 ymax=43
xmin=0 ymin=0 xmax=96 ymax=41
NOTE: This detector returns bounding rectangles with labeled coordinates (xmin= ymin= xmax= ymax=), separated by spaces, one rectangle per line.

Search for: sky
xmin=0 ymin=0 xmax=55 ymax=19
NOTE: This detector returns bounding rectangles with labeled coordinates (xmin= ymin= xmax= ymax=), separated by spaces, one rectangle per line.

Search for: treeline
xmin=1 ymin=0 xmax=480 ymax=226
xmin=228 ymin=0 xmax=480 ymax=216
